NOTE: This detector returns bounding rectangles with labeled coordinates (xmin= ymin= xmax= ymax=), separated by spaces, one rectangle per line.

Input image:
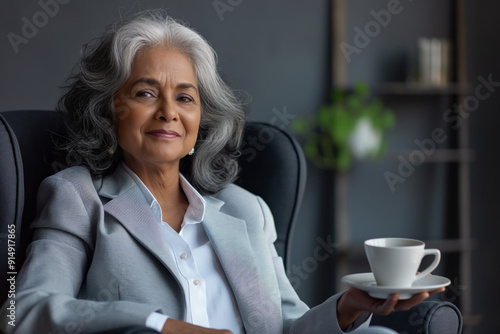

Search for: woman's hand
xmin=162 ymin=318 xmax=233 ymax=334
xmin=336 ymin=286 xmax=446 ymax=331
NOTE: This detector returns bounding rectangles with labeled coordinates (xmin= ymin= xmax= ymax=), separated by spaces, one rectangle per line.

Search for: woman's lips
xmin=146 ymin=129 xmax=180 ymax=139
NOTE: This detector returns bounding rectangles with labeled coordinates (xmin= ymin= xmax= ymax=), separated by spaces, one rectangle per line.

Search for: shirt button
xmin=180 ymin=252 xmax=188 ymax=260
xmin=193 ymin=279 xmax=200 ymax=286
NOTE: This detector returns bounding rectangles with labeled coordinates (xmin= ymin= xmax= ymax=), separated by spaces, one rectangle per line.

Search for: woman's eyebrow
xmin=130 ymin=77 xmax=159 ymax=88
xmin=130 ymin=78 xmax=198 ymax=93
xmin=177 ymin=82 xmax=198 ymax=93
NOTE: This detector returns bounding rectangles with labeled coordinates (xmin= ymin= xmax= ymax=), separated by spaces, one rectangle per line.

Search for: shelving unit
xmin=370 ymin=82 xmax=473 ymax=95
xmin=331 ymin=0 xmax=478 ymax=331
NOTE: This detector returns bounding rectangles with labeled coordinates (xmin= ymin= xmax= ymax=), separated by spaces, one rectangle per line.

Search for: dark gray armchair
xmin=0 ymin=110 xmax=462 ymax=333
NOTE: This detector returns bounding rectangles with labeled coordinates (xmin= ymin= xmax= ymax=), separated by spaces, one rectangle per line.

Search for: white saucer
xmin=341 ymin=273 xmax=451 ymax=300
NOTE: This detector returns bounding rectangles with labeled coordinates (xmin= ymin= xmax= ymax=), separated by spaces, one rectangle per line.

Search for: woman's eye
xmin=178 ymin=95 xmax=193 ymax=102
xmin=136 ymin=91 xmax=154 ymax=98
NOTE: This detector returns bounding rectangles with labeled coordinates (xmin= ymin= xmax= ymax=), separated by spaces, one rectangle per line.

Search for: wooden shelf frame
xmin=336 ymin=82 xmax=474 ymax=96
xmin=331 ymin=0 xmax=476 ymax=330
xmin=334 ymin=238 xmax=477 ymax=257
xmin=386 ymin=149 xmax=476 ymax=163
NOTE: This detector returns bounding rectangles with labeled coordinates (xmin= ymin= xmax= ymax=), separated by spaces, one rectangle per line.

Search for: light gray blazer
xmin=0 ymin=165 xmax=369 ymax=333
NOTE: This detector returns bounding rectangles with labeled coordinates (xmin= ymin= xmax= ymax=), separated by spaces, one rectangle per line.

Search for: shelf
xmin=372 ymin=82 xmax=474 ymax=96
xmin=386 ymin=149 xmax=476 ymax=163
xmin=335 ymin=82 xmax=473 ymax=96
xmin=335 ymin=238 xmax=477 ymax=257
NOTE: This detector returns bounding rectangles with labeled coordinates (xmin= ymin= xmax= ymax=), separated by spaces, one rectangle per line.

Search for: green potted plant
xmin=292 ymin=82 xmax=395 ymax=170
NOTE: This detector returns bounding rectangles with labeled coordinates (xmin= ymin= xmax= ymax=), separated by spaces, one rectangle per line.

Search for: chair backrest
xmin=0 ymin=110 xmax=307 ymax=302
xmin=235 ymin=122 xmax=307 ymax=267
xmin=0 ymin=115 xmax=24 ymax=303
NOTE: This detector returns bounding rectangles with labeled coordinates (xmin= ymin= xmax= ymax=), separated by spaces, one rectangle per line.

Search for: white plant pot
xmin=347 ymin=117 xmax=382 ymax=159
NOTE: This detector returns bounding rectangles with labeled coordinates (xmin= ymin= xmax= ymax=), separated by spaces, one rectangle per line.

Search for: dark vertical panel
xmin=466 ymin=1 xmax=500 ymax=333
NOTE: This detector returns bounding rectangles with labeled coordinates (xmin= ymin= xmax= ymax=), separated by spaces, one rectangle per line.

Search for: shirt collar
xmin=121 ymin=163 xmax=206 ymax=225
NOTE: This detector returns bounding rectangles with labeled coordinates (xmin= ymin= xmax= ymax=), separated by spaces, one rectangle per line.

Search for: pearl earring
xmin=188 ymin=148 xmax=195 ymax=155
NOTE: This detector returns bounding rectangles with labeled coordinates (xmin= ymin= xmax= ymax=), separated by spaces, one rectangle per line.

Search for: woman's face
xmin=114 ymin=46 xmax=201 ymax=170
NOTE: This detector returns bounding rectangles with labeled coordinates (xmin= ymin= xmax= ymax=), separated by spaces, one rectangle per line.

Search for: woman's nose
xmin=155 ymin=98 xmax=178 ymax=121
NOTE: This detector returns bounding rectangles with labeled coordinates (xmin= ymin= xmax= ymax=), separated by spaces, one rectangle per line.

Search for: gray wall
xmin=1 ymin=1 xmax=499 ymax=333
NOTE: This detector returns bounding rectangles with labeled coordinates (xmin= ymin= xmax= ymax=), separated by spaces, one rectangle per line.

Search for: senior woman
xmin=0 ymin=10 xmax=442 ymax=334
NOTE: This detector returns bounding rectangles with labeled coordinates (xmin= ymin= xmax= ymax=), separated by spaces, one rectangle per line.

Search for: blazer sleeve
xmin=255 ymin=196 xmax=371 ymax=333
xmin=0 ymin=173 xmax=162 ymax=334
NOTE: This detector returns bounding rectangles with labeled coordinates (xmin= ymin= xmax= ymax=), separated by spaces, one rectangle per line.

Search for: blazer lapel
xmin=203 ymin=198 xmax=282 ymax=334
xmin=98 ymin=167 xmax=184 ymax=287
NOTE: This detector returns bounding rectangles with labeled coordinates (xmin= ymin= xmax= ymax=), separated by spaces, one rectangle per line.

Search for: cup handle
xmin=414 ymin=249 xmax=441 ymax=281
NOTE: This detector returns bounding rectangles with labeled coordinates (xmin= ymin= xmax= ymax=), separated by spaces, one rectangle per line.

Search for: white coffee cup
xmin=364 ymin=237 xmax=441 ymax=287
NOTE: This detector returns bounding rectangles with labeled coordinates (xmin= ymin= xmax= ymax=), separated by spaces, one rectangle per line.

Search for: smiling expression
xmin=114 ymin=46 xmax=201 ymax=170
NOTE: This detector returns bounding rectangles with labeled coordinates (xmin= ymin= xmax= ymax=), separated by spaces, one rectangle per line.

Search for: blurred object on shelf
xmin=417 ymin=37 xmax=451 ymax=87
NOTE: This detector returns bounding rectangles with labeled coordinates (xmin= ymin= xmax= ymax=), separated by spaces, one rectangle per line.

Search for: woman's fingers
xmin=428 ymin=287 xmax=446 ymax=296
xmin=373 ymin=293 xmax=399 ymax=315
xmin=393 ymin=292 xmax=429 ymax=311
xmin=342 ymin=286 xmax=446 ymax=316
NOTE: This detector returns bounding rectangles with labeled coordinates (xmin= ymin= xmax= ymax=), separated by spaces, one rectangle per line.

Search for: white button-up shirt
xmin=122 ymin=164 xmax=244 ymax=333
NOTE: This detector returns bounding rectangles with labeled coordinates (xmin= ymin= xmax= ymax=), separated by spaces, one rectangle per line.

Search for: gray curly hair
xmin=58 ymin=10 xmax=245 ymax=195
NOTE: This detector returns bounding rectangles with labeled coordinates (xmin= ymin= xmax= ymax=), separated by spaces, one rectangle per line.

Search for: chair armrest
xmin=91 ymin=326 xmax=160 ymax=334
xmin=371 ymin=301 xmax=462 ymax=334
